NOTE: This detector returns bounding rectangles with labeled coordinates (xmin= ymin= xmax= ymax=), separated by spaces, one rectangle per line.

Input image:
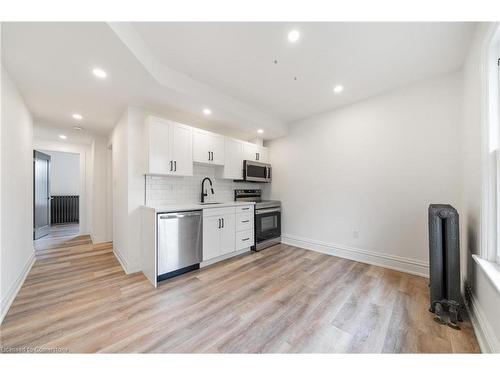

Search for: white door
xmin=147 ymin=118 xmax=172 ymax=175
xmin=171 ymin=123 xmax=193 ymax=176
xmin=203 ymin=216 xmax=221 ymax=260
xmin=210 ymin=134 xmax=225 ymax=166
xmin=34 ymin=150 xmax=51 ymax=239
xmin=219 ymin=213 xmax=236 ymax=255
xmin=243 ymin=143 xmax=258 ymax=162
xmin=223 ymin=138 xmax=243 ymax=179
xmin=192 ymin=129 xmax=211 ymax=164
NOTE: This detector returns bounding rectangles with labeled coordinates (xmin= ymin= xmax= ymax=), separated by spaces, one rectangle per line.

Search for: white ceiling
xmin=133 ymin=22 xmax=476 ymax=122
xmin=2 ymin=22 xmax=475 ymax=140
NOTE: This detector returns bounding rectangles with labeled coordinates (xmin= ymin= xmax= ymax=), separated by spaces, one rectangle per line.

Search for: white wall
xmin=266 ymin=72 xmax=462 ymax=276
xmin=111 ymin=106 xmax=151 ymax=273
xmin=110 ymin=109 xmax=131 ymax=272
xmin=0 ymin=65 xmax=35 ymax=324
xmin=40 ymin=150 xmax=80 ymax=195
xmin=90 ymin=136 xmax=111 ymax=243
xmin=461 ymin=23 xmax=500 ymax=353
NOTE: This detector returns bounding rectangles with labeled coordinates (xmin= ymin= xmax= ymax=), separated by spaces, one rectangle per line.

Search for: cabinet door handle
xmin=211 ymin=151 xmax=214 ymax=161
xmin=170 ymin=160 xmax=173 ymax=171
xmin=208 ymin=151 xmax=211 ymax=161
xmin=222 ymin=218 xmax=224 ymax=228
xmin=241 ymin=220 xmax=250 ymax=223
xmin=218 ymin=218 xmax=221 ymax=229
xmin=174 ymin=160 xmax=177 ymax=172
xmin=241 ymin=207 xmax=249 ymax=211
xmin=242 ymin=238 xmax=250 ymax=241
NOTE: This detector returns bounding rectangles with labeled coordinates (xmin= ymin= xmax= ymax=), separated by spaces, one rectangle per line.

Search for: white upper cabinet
xmin=145 ymin=116 xmax=193 ymax=176
xmin=193 ymin=129 xmax=225 ymax=166
xmin=257 ymin=146 xmax=268 ymax=163
xmin=193 ymin=129 xmax=211 ymax=164
xmin=243 ymin=142 xmax=268 ymax=163
xmin=222 ymin=138 xmax=244 ymax=179
xmin=210 ymin=134 xmax=225 ymax=165
xmin=170 ymin=123 xmax=193 ymax=176
xmin=147 ymin=117 xmax=172 ymax=175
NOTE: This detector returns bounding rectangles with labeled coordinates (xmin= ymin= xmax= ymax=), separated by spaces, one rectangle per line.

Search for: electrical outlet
xmin=353 ymin=230 xmax=359 ymax=239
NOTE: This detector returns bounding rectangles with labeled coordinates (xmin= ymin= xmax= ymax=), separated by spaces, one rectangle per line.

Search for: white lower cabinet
xmin=235 ymin=205 xmax=254 ymax=251
xmin=236 ymin=229 xmax=254 ymax=251
xmin=219 ymin=213 xmax=235 ymax=255
xmin=203 ymin=207 xmax=236 ymax=261
xmin=203 ymin=205 xmax=253 ymax=262
xmin=202 ymin=215 xmax=221 ymax=261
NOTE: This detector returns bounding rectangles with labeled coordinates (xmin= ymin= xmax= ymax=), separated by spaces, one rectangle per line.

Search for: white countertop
xmin=141 ymin=201 xmax=255 ymax=213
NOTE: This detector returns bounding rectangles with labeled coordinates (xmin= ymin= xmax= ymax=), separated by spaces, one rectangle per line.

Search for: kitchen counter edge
xmin=141 ymin=201 xmax=256 ymax=213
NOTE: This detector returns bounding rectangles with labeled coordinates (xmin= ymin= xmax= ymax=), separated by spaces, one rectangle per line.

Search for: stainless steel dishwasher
xmin=157 ymin=210 xmax=203 ymax=281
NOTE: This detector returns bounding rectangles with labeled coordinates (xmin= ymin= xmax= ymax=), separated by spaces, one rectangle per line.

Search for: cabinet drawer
xmin=235 ymin=205 xmax=254 ymax=214
xmin=235 ymin=229 xmax=254 ymax=250
xmin=236 ymin=213 xmax=254 ymax=232
xmin=203 ymin=206 xmax=236 ymax=217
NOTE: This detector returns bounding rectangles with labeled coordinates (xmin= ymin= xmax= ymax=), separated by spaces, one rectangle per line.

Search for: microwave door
xmin=245 ymin=161 xmax=271 ymax=182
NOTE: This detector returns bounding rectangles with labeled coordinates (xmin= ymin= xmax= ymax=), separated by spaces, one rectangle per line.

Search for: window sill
xmin=472 ymin=254 xmax=500 ymax=295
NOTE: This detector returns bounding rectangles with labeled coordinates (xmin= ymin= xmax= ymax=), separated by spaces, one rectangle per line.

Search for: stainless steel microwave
xmin=243 ymin=160 xmax=271 ymax=183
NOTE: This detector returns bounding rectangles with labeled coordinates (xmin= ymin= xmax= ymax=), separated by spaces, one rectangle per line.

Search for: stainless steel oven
xmin=243 ymin=160 xmax=271 ymax=183
xmin=234 ymin=189 xmax=281 ymax=251
xmin=254 ymin=205 xmax=281 ymax=251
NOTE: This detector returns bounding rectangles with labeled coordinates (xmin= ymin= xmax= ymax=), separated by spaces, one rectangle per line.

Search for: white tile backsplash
xmin=145 ymin=164 xmax=261 ymax=206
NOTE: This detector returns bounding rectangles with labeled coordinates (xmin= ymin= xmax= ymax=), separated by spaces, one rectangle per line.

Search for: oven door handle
xmin=256 ymin=208 xmax=281 ymax=215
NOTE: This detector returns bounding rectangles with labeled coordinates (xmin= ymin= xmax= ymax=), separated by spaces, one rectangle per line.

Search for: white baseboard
xmin=282 ymin=234 xmax=429 ymax=277
xmin=113 ymin=248 xmax=129 ymax=274
xmin=113 ymin=248 xmax=141 ymax=274
xmin=0 ymin=251 xmax=36 ymax=325
xmin=466 ymin=292 xmax=500 ymax=353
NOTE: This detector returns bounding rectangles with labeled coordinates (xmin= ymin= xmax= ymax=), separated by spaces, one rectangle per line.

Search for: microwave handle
xmin=266 ymin=166 xmax=271 ymax=179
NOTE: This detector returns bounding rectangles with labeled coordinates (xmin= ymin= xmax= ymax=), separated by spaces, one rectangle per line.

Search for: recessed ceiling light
xmin=72 ymin=113 xmax=83 ymax=120
xmin=203 ymin=108 xmax=212 ymax=115
xmin=73 ymin=126 xmax=84 ymax=131
xmin=59 ymin=134 xmax=67 ymax=140
xmin=92 ymin=68 xmax=107 ymax=78
xmin=288 ymin=30 xmax=300 ymax=43
xmin=257 ymin=129 xmax=264 ymax=134
xmin=333 ymin=85 xmax=344 ymax=94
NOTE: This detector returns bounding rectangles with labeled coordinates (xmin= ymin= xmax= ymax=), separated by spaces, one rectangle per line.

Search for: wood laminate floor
xmin=0 ymin=239 xmax=480 ymax=353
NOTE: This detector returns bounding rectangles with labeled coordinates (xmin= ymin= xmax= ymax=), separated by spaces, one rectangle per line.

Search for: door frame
xmin=32 ymin=140 xmax=87 ymax=235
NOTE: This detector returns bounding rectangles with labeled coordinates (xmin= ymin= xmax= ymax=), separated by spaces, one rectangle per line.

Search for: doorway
xmin=33 ymin=149 xmax=81 ymax=243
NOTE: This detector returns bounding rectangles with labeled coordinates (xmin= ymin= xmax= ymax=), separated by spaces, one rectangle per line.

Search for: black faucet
xmin=201 ymin=177 xmax=214 ymax=203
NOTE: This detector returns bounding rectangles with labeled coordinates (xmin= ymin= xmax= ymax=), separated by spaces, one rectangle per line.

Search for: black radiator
xmin=51 ymin=195 xmax=79 ymax=224
xmin=428 ymin=204 xmax=462 ymax=329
